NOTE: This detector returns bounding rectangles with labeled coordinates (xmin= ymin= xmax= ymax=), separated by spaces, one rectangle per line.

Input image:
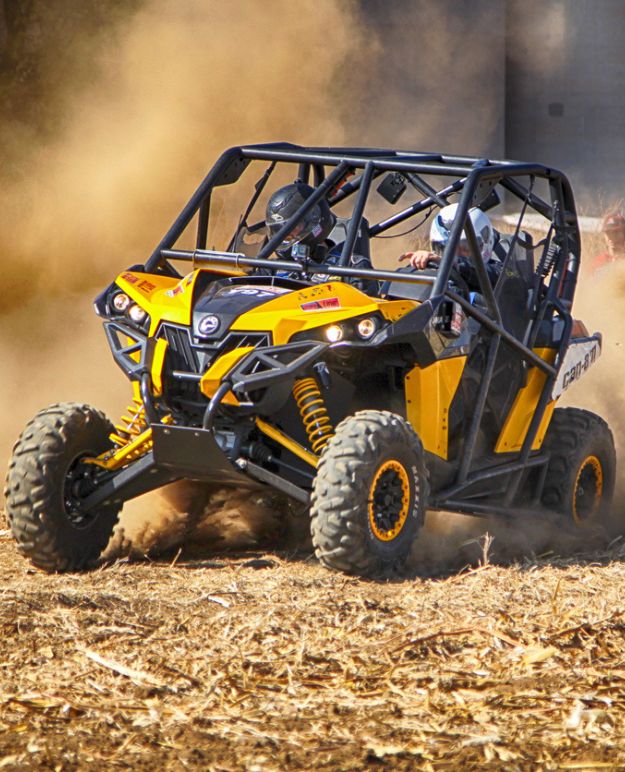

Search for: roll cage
xmin=139 ymin=142 xmax=583 ymax=514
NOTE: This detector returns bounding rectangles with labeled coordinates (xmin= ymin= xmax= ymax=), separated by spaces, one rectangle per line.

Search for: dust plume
xmin=564 ymin=230 xmax=625 ymax=508
xmin=0 ymin=0 xmax=363 ymax=311
xmin=0 ymin=0 xmax=364 ymax=549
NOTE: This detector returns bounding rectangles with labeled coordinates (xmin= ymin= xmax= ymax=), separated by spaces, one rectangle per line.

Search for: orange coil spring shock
xmin=292 ymin=377 xmax=334 ymax=454
xmin=110 ymin=398 xmax=148 ymax=447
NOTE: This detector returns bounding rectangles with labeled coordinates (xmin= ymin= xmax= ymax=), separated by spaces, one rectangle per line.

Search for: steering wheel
xmin=424 ymin=259 xmax=471 ymax=299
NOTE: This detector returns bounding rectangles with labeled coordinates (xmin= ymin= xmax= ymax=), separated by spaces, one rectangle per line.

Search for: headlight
xmin=356 ymin=317 xmax=378 ymax=339
xmin=128 ymin=304 xmax=148 ymax=323
xmin=112 ymin=292 xmax=131 ymax=312
xmin=290 ymin=313 xmax=386 ymax=345
xmin=324 ymin=324 xmax=344 ymax=343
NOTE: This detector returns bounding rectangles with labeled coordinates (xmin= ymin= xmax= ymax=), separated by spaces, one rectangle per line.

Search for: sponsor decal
xmin=300 ymin=297 xmax=341 ymax=311
xmin=121 ymin=272 xmax=138 ymax=284
xmin=197 ymin=314 xmax=220 ymax=336
xmin=552 ymin=337 xmax=601 ymax=399
xmin=165 ymin=274 xmax=193 ymax=297
xmin=217 ymin=285 xmax=289 ymax=298
xmin=165 ymin=284 xmax=185 ymax=298
xmin=138 ymin=280 xmax=157 ymax=293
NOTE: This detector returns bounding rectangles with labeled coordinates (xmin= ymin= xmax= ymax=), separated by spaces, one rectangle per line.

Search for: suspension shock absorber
xmin=110 ymin=397 xmax=148 ymax=447
xmin=292 ymin=377 xmax=334 ymax=454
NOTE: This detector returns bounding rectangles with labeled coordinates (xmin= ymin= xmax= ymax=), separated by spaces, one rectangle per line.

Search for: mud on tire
xmin=4 ymin=403 xmax=122 ymax=572
xmin=541 ymin=407 xmax=616 ymax=527
xmin=310 ymin=410 xmax=428 ymax=576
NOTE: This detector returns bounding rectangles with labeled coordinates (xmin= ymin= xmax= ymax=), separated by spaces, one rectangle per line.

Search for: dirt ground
xmin=1 ymin=508 xmax=625 ymax=771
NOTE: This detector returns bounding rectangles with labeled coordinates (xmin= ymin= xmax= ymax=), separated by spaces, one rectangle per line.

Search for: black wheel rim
xmin=368 ymin=460 xmax=410 ymax=541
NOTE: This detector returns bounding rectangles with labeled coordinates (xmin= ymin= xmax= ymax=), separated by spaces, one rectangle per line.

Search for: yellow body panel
xmin=115 ymin=270 xmax=421 ymax=414
xmin=116 ymin=271 xmax=194 ymax=333
xmin=405 ymin=357 xmax=467 ymax=459
xmin=494 ymin=348 xmax=557 ymax=453
xmin=200 ymin=346 xmax=256 ymax=405
xmin=116 ymin=271 xmax=417 ymax=345
xmin=229 ymin=281 xmax=417 ymax=345
xmin=118 ymin=269 xmax=240 ymax=333
xmin=150 ymin=338 xmax=169 ymax=396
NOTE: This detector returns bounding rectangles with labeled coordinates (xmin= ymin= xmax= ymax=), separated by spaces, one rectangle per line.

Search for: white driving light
xmin=325 ymin=324 xmax=344 ymax=343
xmin=112 ymin=292 xmax=131 ymax=312
xmin=356 ymin=317 xmax=378 ymax=339
xmin=128 ymin=304 xmax=148 ymax=323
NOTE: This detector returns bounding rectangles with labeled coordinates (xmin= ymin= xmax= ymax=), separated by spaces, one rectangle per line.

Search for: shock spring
xmin=292 ymin=377 xmax=334 ymax=454
xmin=110 ymin=397 xmax=148 ymax=447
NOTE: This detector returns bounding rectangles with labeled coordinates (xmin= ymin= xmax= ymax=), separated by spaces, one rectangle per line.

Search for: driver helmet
xmin=265 ymin=182 xmax=335 ymax=256
xmin=430 ymin=203 xmax=494 ymax=262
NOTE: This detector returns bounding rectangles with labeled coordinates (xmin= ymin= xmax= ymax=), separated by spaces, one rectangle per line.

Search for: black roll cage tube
xmin=144 ymin=143 xmax=581 ymax=506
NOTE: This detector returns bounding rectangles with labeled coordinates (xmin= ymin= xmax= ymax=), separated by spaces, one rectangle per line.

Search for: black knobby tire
xmin=541 ymin=407 xmax=616 ymax=526
xmin=4 ymin=403 xmax=122 ymax=572
xmin=310 ymin=410 xmax=428 ymax=576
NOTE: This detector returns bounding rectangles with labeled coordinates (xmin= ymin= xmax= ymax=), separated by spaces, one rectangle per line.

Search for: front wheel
xmin=310 ymin=410 xmax=428 ymax=576
xmin=4 ymin=403 xmax=122 ymax=572
xmin=541 ymin=407 xmax=616 ymax=528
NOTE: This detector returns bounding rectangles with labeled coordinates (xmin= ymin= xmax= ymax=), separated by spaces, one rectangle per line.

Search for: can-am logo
xmin=197 ymin=314 xmax=220 ymax=336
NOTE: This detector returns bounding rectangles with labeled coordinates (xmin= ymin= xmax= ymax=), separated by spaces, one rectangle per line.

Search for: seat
xmin=494 ymin=230 xmax=535 ymax=340
xmin=327 ymin=216 xmax=371 ymax=262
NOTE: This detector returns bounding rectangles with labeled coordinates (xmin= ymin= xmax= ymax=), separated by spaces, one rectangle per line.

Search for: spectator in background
xmin=592 ymin=212 xmax=625 ymax=274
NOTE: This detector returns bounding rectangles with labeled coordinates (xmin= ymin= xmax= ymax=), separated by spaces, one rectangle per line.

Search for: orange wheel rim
xmin=368 ymin=460 xmax=410 ymax=541
xmin=572 ymin=455 xmax=603 ymax=524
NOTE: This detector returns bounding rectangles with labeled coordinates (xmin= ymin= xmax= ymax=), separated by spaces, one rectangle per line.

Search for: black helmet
xmin=265 ymin=182 xmax=335 ymax=255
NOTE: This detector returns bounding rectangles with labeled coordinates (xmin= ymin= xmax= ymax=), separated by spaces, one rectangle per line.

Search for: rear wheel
xmin=541 ymin=407 xmax=616 ymax=527
xmin=4 ymin=403 xmax=122 ymax=572
xmin=310 ymin=410 xmax=428 ymax=576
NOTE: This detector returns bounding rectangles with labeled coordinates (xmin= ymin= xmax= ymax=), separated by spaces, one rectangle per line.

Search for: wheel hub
xmin=63 ymin=458 xmax=103 ymax=527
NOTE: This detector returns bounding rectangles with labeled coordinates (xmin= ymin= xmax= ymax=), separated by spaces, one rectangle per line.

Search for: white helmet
xmin=430 ymin=203 xmax=494 ymax=262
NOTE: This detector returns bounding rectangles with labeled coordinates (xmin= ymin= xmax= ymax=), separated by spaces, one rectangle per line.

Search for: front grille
xmin=156 ymin=324 xmax=270 ymax=415
xmin=217 ymin=332 xmax=270 ymax=357
xmin=159 ymin=324 xmax=199 ymax=373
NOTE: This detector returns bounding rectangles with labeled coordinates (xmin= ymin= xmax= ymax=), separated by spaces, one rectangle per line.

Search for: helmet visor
xmin=267 ymin=207 xmax=322 ymax=250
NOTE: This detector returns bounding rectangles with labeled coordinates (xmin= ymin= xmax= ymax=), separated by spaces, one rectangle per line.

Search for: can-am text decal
xmin=552 ymin=337 xmax=601 ymax=399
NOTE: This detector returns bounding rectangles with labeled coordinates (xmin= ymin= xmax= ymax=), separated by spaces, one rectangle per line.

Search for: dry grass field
xmin=1 ymin=505 xmax=625 ymax=771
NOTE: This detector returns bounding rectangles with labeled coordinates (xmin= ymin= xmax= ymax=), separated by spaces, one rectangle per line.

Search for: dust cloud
xmin=0 ymin=0 xmax=365 ymax=551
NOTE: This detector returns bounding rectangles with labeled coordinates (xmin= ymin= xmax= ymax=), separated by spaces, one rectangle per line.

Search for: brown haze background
xmin=0 ymin=0 xmax=621 ymax=567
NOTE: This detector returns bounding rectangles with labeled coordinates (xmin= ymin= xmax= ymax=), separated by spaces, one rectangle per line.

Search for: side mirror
xmin=377 ymin=173 xmax=406 ymax=205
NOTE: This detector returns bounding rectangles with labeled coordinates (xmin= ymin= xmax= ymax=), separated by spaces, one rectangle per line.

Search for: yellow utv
xmin=5 ymin=144 xmax=615 ymax=575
